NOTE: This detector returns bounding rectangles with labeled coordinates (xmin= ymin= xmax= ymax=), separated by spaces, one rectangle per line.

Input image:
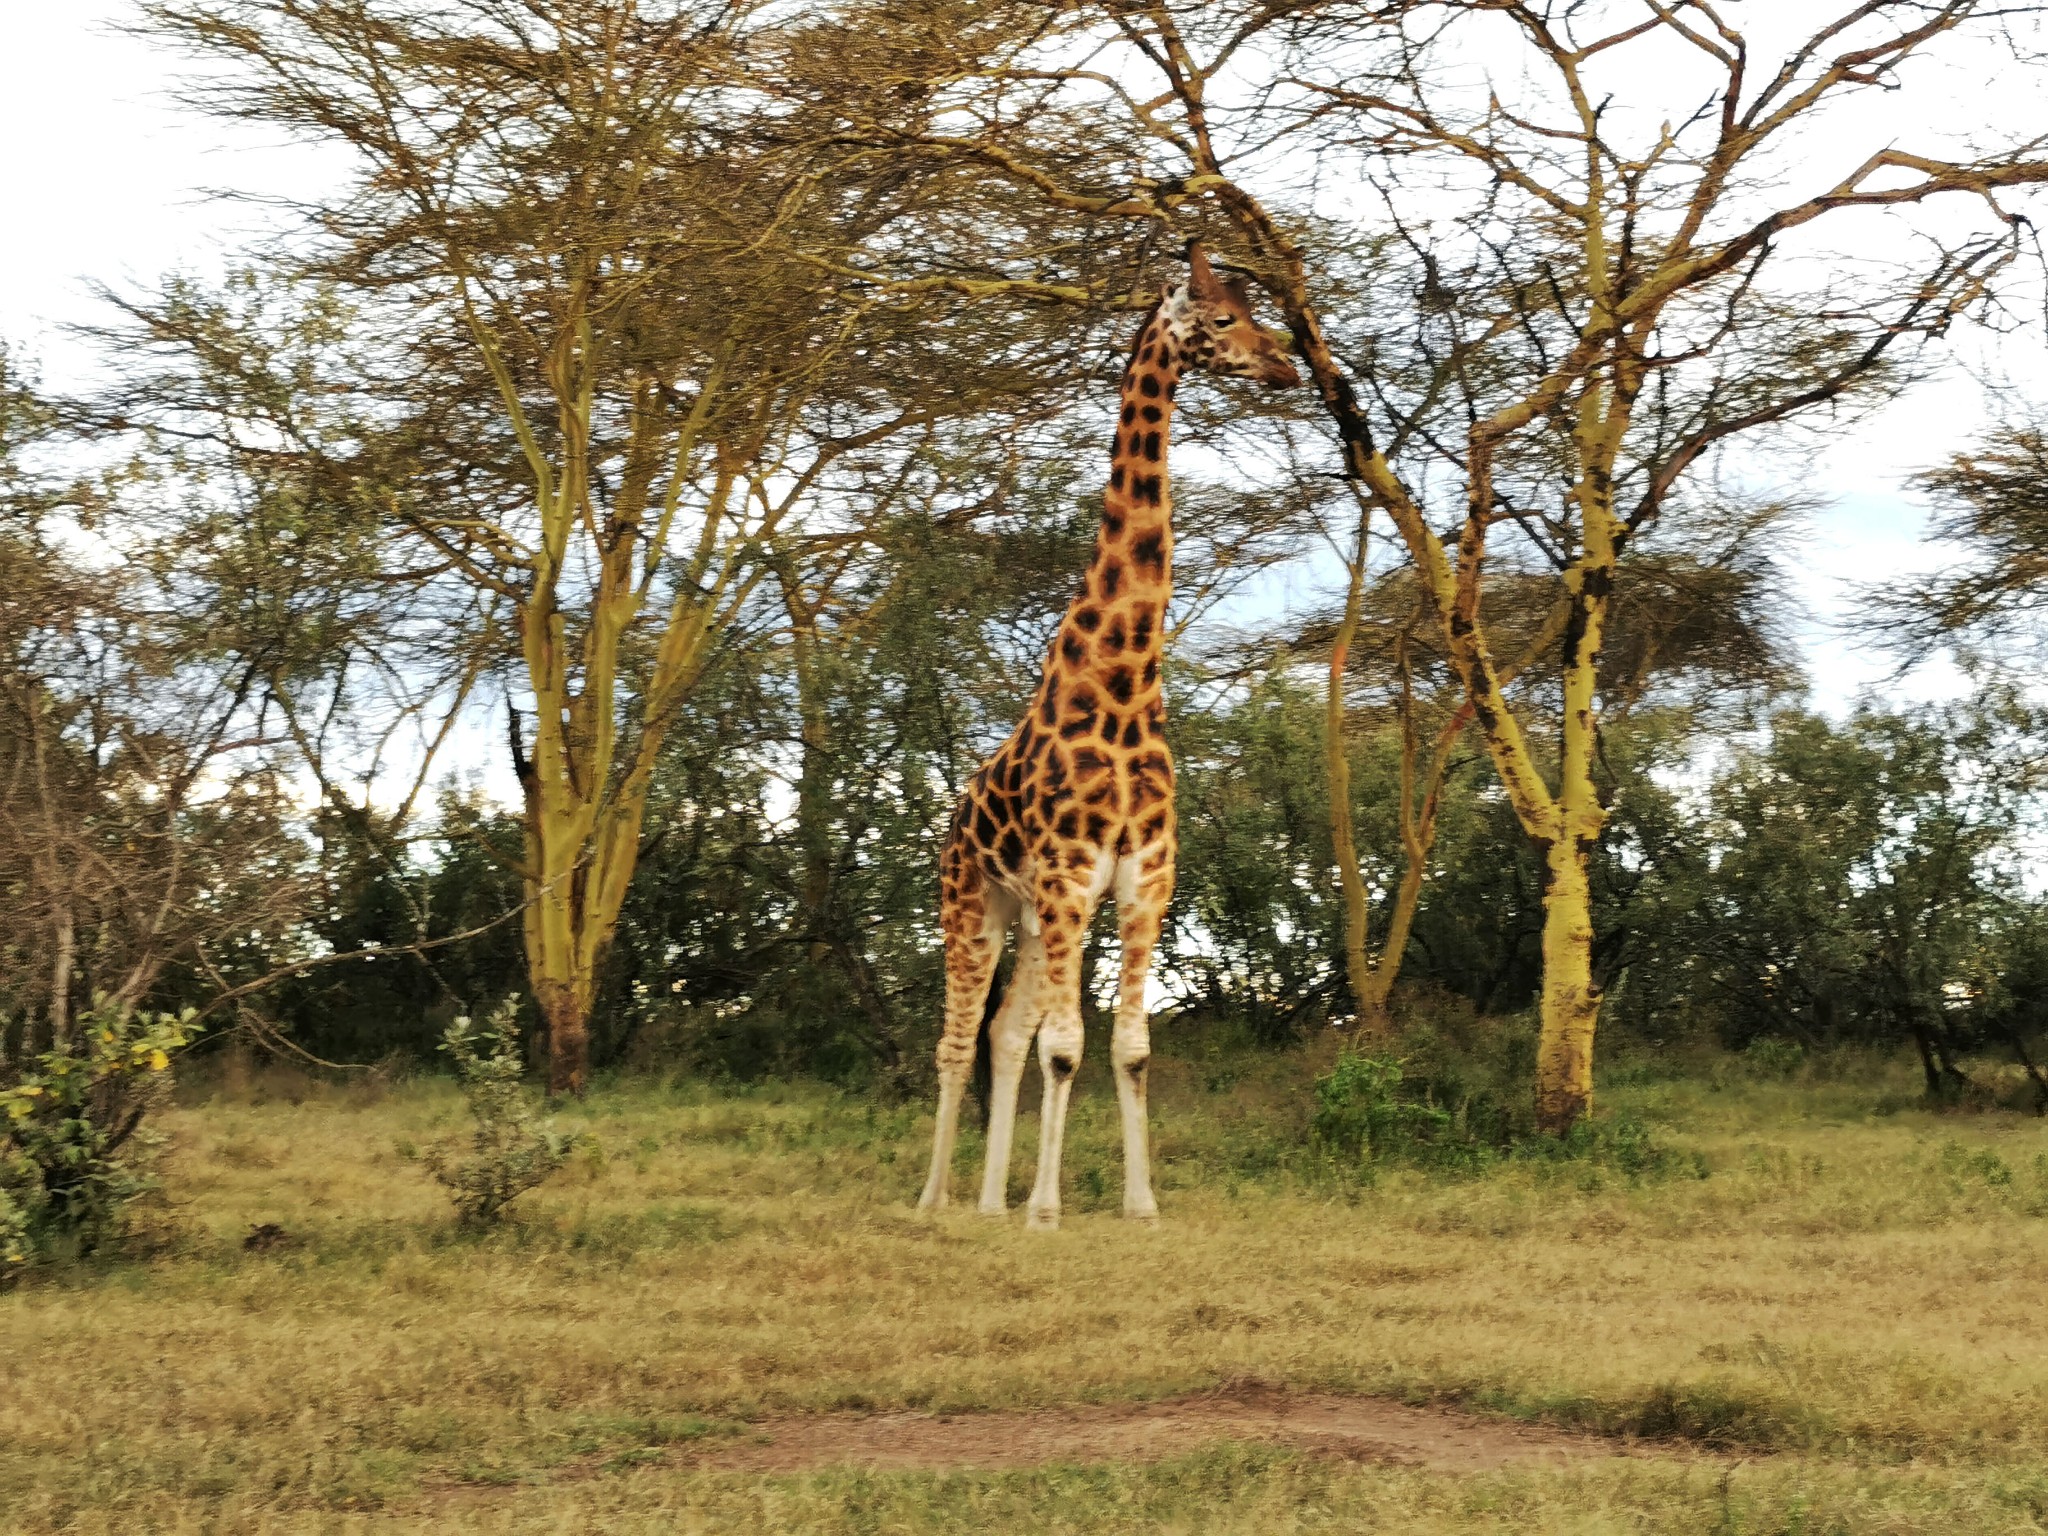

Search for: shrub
xmin=422 ymin=999 xmax=575 ymax=1224
xmin=0 ymin=998 xmax=202 ymax=1264
xmin=1310 ymin=1048 xmax=1704 ymax=1184
xmin=1519 ymin=1112 xmax=1708 ymax=1183
xmin=1311 ymin=1054 xmax=1472 ymax=1171
xmin=0 ymin=1181 xmax=29 ymax=1270
xmin=1742 ymin=1037 xmax=1806 ymax=1079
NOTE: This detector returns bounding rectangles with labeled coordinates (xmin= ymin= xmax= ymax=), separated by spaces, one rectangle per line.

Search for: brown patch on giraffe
xmin=921 ymin=251 xmax=1306 ymax=1227
xmin=1130 ymin=605 xmax=1155 ymax=650
xmin=1131 ymin=531 xmax=1166 ymax=576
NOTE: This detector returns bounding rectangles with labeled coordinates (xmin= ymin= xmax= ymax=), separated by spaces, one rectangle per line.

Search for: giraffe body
xmin=919 ymin=249 xmax=1301 ymax=1229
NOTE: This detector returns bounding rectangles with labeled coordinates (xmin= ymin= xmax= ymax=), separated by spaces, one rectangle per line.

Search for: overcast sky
xmin=4 ymin=0 xmax=2039 ymax=728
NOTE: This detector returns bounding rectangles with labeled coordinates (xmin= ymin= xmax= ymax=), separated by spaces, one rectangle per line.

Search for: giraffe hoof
xmin=977 ymin=1203 xmax=1008 ymax=1219
xmin=1024 ymin=1207 xmax=1061 ymax=1232
xmin=1124 ymin=1205 xmax=1160 ymax=1224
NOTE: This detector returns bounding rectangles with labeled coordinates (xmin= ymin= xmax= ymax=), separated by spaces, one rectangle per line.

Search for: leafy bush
xmin=422 ymin=999 xmax=575 ymax=1224
xmin=1311 ymin=1054 xmax=1475 ymax=1171
xmin=0 ymin=998 xmax=202 ymax=1264
xmin=0 ymin=1181 xmax=29 ymax=1269
xmin=1310 ymin=1048 xmax=1704 ymax=1183
xmin=1743 ymin=1037 xmax=1806 ymax=1079
xmin=1519 ymin=1112 xmax=1708 ymax=1183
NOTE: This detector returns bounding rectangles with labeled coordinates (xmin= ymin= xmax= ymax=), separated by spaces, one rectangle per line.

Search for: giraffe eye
xmin=1214 ymin=317 xmax=1237 ymax=329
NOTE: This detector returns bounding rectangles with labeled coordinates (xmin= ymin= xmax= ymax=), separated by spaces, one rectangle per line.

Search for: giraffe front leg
xmin=919 ymin=1052 xmax=969 ymax=1213
xmin=1113 ymin=851 xmax=1173 ymax=1222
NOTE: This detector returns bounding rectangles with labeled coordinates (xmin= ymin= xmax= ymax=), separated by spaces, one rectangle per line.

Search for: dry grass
xmin=3 ymin=1045 xmax=2047 ymax=1532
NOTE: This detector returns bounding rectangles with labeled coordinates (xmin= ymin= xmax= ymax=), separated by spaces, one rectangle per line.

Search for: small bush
xmin=422 ymin=999 xmax=575 ymax=1224
xmin=1310 ymin=1049 xmax=1703 ymax=1183
xmin=0 ymin=1181 xmax=29 ymax=1269
xmin=1518 ymin=1112 xmax=1708 ymax=1183
xmin=0 ymin=998 xmax=202 ymax=1266
xmin=1310 ymin=1054 xmax=1483 ymax=1173
xmin=1743 ymin=1038 xmax=1806 ymax=1079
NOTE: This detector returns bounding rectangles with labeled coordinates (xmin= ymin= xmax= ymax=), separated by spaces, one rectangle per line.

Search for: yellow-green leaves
xmin=1 ymin=997 xmax=203 ymax=1268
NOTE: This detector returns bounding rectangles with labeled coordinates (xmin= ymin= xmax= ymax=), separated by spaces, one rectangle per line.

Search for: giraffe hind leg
xmin=919 ymin=868 xmax=1013 ymax=1212
xmin=1024 ymin=896 xmax=1093 ymax=1231
xmin=978 ymin=920 xmax=1044 ymax=1214
xmin=1112 ymin=849 xmax=1173 ymax=1222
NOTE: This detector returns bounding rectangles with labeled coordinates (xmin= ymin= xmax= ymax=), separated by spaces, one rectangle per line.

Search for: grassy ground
xmin=4 ymin=1041 xmax=2048 ymax=1533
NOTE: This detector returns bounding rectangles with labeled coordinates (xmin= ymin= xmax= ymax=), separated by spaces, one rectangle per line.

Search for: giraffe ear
xmin=1186 ymin=241 xmax=1224 ymax=301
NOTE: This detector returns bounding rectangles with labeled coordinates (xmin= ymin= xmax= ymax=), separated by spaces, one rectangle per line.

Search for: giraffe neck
xmin=1097 ymin=289 xmax=1190 ymax=586
xmin=1038 ymin=290 xmax=1193 ymax=705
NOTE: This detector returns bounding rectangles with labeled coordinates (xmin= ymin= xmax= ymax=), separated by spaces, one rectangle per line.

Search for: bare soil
xmin=669 ymin=1381 xmax=1647 ymax=1475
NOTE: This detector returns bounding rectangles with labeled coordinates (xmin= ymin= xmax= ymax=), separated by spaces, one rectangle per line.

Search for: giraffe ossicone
xmin=917 ymin=244 xmax=1303 ymax=1230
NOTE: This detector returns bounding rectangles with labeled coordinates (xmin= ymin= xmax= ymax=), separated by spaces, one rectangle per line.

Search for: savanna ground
xmin=5 ymin=1034 xmax=2048 ymax=1534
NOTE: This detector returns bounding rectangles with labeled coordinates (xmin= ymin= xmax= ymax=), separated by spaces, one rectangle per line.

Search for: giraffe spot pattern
xmin=930 ymin=275 xmax=1278 ymax=1145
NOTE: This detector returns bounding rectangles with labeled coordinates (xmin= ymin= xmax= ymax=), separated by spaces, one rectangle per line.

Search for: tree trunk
xmin=1355 ymin=628 xmax=1465 ymax=1031
xmin=48 ymin=899 xmax=76 ymax=1054
xmin=1534 ymin=835 xmax=1600 ymax=1135
xmin=775 ymin=554 xmax=837 ymax=969
xmin=1998 ymin=1020 xmax=2048 ymax=1116
xmin=539 ymin=980 xmax=592 ymax=1098
xmin=1325 ymin=501 xmax=1379 ymax=1038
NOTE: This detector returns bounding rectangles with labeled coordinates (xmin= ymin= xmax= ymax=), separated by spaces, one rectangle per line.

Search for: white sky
xmin=2 ymin=0 xmax=2041 ymax=741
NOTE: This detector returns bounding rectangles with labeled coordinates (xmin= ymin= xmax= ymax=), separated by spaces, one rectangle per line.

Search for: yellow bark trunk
xmin=489 ymin=319 xmax=745 ymax=1094
xmin=1534 ymin=833 xmax=1600 ymax=1134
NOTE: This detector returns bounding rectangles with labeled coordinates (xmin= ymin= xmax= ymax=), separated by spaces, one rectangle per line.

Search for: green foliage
xmin=1309 ymin=1048 xmax=1533 ymax=1177
xmin=1310 ymin=1055 xmax=1456 ymax=1168
xmin=256 ymin=793 xmax=528 ymax=1066
xmin=1167 ymin=666 xmax=1344 ymax=1040
xmin=1743 ymin=1038 xmax=1806 ymax=1079
xmin=1614 ymin=692 xmax=2048 ymax=1092
xmin=1309 ymin=1045 xmax=1701 ymax=1184
xmin=0 ymin=1180 xmax=28 ymax=1269
xmin=0 ymin=997 xmax=202 ymax=1263
xmin=422 ymin=999 xmax=575 ymax=1225
xmin=1517 ymin=1112 xmax=1708 ymax=1184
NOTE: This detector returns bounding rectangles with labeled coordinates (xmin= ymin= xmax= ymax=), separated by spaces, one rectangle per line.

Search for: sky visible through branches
xmin=5 ymin=0 xmax=2044 ymax=787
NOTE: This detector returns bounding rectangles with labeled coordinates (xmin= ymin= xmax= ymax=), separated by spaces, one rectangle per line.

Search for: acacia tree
xmin=144 ymin=0 xmax=1139 ymax=1090
xmin=1867 ymin=422 xmax=2048 ymax=662
xmin=0 ymin=351 xmax=307 ymax=1057
xmin=849 ymin=0 xmax=2048 ymax=1130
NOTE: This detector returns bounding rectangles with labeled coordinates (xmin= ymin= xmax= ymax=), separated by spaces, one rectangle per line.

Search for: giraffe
xmin=918 ymin=245 xmax=1303 ymax=1230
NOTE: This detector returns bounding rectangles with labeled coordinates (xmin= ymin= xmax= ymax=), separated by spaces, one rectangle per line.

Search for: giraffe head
xmin=1167 ymin=243 xmax=1303 ymax=390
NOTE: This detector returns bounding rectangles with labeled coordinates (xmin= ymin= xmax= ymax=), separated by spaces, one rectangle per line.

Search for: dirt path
xmin=668 ymin=1382 xmax=1641 ymax=1475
